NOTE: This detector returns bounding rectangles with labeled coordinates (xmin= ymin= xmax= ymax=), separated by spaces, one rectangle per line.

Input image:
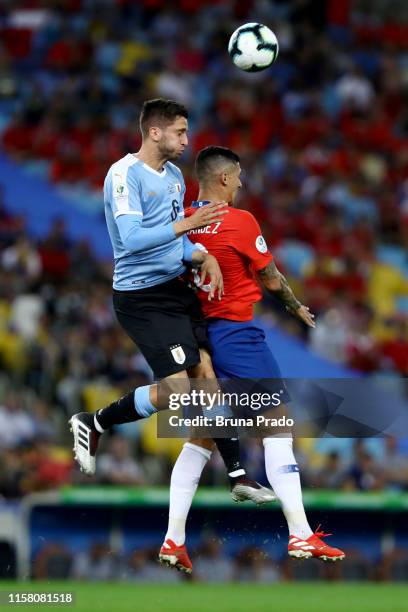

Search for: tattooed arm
xmin=257 ymin=261 xmax=315 ymax=327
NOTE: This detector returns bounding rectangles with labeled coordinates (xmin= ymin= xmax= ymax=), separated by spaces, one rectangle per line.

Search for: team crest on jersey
xmin=255 ymin=235 xmax=268 ymax=253
xmin=116 ymin=184 xmax=125 ymax=195
xmin=170 ymin=344 xmax=186 ymax=364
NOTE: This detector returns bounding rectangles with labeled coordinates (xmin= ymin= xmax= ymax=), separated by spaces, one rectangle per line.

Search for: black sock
xmin=95 ymin=391 xmax=141 ymax=430
xmin=214 ymin=437 xmax=246 ymax=479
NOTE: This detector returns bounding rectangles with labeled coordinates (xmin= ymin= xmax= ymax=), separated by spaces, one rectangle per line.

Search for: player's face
xmin=158 ymin=116 xmax=188 ymax=160
xmin=228 ymin=163 xmax=242 ymax=203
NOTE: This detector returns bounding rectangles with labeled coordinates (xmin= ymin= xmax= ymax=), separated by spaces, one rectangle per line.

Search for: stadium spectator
xmin=9 ymin=291 xmax=45 ymax=341
xmin=382 ymin=437 xmax=408 ymax=490
xmin=343 ymin=442 xmax=385 ymax=491
xmin=0 ymin=448 xmax=24 ymax=498
xmin=309 ymin=307 xmax=350 ymax=364
xmin=122 ymin=548 xmax=181 ymax=583
xmin=379 ymin=317 xmax=408 ymax=375
xmin=0 ymin=391 xmax=36 ymax=449
xmin=98 ymin=435 xmax=145 ymax=486
xmin=32 ymin=543 xmax=73 ymax=580
xmin=232 ymin=546 xmax=280 ymax=583
xmin=71 ymin=543 xmax=118 ymax=582
xmin=193 ymin=537 xmax=233 ymax=583
xmin=311 ymin=451 xmax=346 ymax=489
xmin=1 ymin=236 xmax=42 ymax=287
xmin=17 ymin=438 xmax=72 ymax=494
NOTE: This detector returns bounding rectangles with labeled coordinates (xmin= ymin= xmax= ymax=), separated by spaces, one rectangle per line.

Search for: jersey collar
xmin=128 ymin=154 xmax=167 ymax=178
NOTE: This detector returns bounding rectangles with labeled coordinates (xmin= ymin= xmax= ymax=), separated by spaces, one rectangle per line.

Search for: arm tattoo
xmin=258 ymin=261 xmax=301 ymax=313
xmin=277 ymin=273 xmax=302 ymax=313
xmin=258 ymin=261 xmax=280 ymax=283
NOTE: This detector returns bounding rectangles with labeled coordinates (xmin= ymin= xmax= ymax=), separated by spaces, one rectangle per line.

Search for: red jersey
xmin=186 ymin=202 xmax=273 ymax=321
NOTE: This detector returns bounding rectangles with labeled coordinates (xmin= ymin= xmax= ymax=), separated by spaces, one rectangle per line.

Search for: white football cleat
xmin=69 ymin=412 xmax=101 ymax=476
xmin=231 ymin=477 xmax=276 ymax=505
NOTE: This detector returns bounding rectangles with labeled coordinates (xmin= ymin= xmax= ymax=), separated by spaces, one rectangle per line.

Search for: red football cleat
xmin=159 ymin=539 xmax=193 ymax=574
xmin=288 ymin=525 xmax=345 ymax=562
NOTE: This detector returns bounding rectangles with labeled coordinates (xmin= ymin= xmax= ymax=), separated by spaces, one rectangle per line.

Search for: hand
xmin=294 ymin=305 xmax=316 ymax=328
xmin=188 ymin=201 xmax=229 ymax=230
xmin=198 ymin=254 xmax=224 ymax=301
xmin=174 ymin=202 xmax=228 ymax=236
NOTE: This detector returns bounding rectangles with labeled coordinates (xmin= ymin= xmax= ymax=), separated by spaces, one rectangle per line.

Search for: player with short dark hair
xmin=159 ymin=146 xmax=345 ymax=572
xmin=139 ymin=98 xmax=188 ymax=138
xmin=195 ymin=146 xmax=240 ymax=183
xmin=69 ymin=102 xmax=273 ymax=508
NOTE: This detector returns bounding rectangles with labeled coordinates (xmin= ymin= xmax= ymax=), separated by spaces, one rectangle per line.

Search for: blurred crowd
xmin=0 ymin=0 xmax=408 ymax=500
xmin=30 ymin=536 xmax=408 ymax=583
xmin=0 ymin=0 xmax=407 ymax=372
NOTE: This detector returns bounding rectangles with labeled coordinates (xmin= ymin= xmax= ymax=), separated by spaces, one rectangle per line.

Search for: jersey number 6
xmin=170 ymin=199 xmax=180 ymax=221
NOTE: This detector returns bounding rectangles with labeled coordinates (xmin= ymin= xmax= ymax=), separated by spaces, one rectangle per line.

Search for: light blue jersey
xmin=104 ymin=153 xmax=195 ymax=290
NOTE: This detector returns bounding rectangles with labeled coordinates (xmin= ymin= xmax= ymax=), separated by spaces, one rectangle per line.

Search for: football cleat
xmin=159 ymin=539 xmax=193 ymax=574
xmin=288 ymin=526 xmax=345 ymax=562
xmin=230 ymin=477 xmax=276 ymax=505
xmin=69 ymin=412 xmax=101 ymax=476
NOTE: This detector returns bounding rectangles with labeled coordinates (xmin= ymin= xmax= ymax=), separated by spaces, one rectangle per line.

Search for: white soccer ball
xmin=228 ymin=22 xmax=279 ymax=72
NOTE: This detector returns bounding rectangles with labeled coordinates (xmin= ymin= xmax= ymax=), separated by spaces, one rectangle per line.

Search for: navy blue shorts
xmin=207 ymin=319 xmax=290 ymax=415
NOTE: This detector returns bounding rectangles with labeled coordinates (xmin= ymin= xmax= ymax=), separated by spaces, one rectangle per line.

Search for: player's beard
xmin=158 ymin=140 xmax=182 ymax=161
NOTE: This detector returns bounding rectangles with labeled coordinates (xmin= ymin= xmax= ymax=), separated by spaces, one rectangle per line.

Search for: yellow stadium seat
xmin=81 ymin=383 xmax=121 ymax=413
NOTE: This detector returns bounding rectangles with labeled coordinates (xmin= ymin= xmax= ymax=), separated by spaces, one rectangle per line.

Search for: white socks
xmin=165 ymin=437 xmax=312 ymax=546
xmin=263 ymin=436 xmax=313 ymax=540
xmin=165 ymin=442 xmax=211 ymax=546
xmin=94 ymin=412 xmax=105 ymax=433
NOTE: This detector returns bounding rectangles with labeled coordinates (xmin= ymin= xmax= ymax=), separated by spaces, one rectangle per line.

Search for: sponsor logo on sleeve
xmin=255 ymin=235 xmax=268 ymax=253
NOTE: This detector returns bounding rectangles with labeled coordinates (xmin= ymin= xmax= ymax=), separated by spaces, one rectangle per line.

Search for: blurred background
xmin=0 ymin=0 xmax=408 ymax=585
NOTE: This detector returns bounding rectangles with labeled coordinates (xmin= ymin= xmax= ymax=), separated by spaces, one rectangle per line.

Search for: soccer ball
xmin=228 ymin=22 xmax=279 ymax=72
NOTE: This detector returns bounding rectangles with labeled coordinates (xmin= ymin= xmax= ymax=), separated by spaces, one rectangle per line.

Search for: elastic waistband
xmin=113 ymin=275 xmax=187 ymax=295
xmin=207 ymin=317 xmax=256 ymax=327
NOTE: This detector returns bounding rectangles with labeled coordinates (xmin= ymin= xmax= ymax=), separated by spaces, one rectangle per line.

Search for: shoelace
xmin=312 ymin=524 xmax=332 ymax=539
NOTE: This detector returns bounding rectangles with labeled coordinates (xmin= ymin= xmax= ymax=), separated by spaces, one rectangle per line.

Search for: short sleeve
xmin=110 ymin=168 xmax=143 ymax=220
xmin=233 ymin=211 xmax=273 ymax=271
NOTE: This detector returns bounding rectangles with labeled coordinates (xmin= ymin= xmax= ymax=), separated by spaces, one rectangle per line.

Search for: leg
xmin=158 ymin=429 xmax=213 ymax=573
xmin=188 ymin=350 xmax=274 ymax=500
xmin=263 ymin=431 xmax=312 ymax=540
xmin=70 ymin=279 xmax=210 ymax=475
xmin=188 ymin=350 xmax=245 ymax=478
xmin=263 ymin=431 xmax=345 ymax=561
xmin=160 ymin=350 xmax=276 ymax=572
xmin=70 ymin=369 xmax=191 ymax=475
xmin=161 ymin=354 xmax=218 ymax=555
xmin=164 ymin=439 xmax=213 ymax=548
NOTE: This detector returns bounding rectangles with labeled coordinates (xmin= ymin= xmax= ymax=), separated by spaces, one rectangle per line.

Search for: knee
xmin=163 ymin=374 xmax=191 ymax=397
